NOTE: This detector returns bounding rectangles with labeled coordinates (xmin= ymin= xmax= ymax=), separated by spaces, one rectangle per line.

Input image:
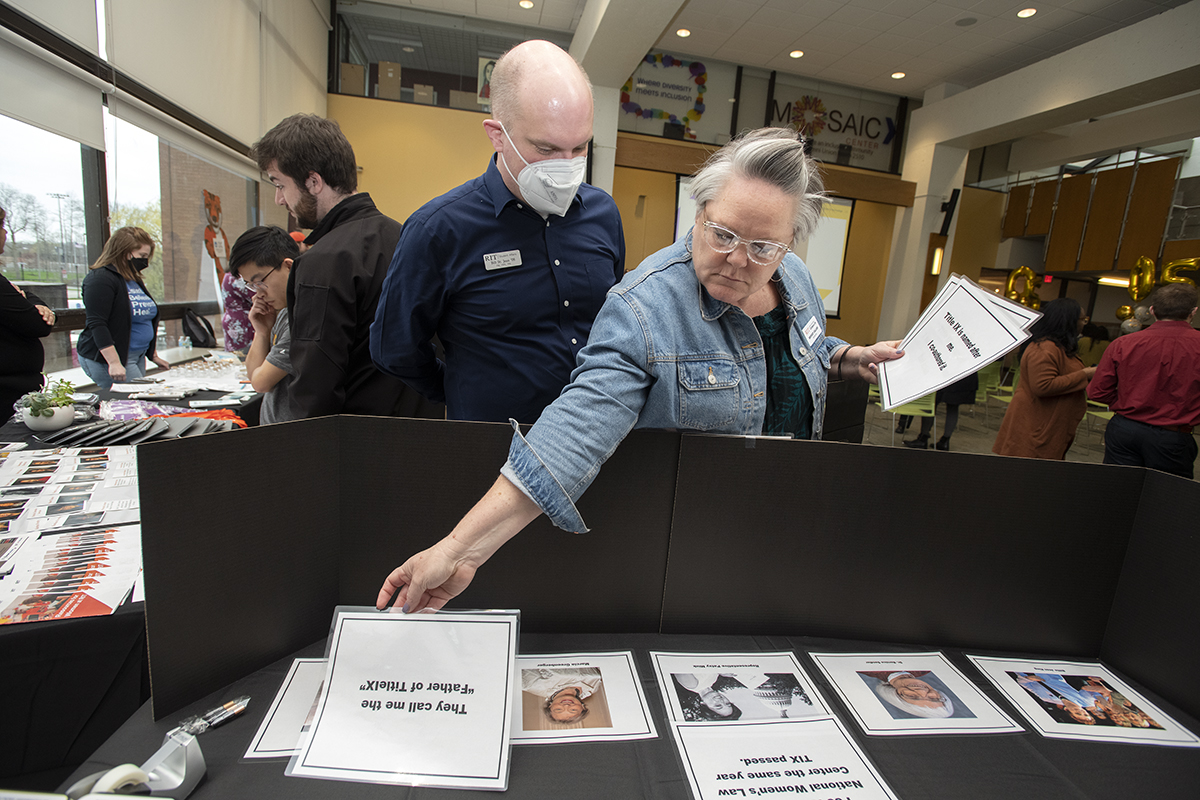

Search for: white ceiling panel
xmin=364 ymin=0 xmax=1192 ymax=100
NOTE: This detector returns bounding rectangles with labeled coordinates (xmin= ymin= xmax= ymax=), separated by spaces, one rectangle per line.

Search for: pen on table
xmin=203 ymin=695 xmax=251 ymax=729
xmin=181 ymin=695 xmax=251 ymax=734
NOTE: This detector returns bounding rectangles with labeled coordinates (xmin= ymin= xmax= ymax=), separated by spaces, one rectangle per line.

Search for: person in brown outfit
xmin=993 ymin=298 xmax=1095 ymax=460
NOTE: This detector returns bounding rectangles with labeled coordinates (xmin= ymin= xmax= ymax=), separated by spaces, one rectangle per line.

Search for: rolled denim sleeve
xmin=821 ymin=335 xmax=850 ymax=364
xmin=500 ymin=291 xmax=652 ymax=532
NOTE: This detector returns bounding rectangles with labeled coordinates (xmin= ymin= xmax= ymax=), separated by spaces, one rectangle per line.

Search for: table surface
xmin=61 ymin=632 xmax=1200 ymax=800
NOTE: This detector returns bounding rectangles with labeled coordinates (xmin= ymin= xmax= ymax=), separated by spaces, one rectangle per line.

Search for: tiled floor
xmin=859 ymin=395 xmax=1130 ymax=468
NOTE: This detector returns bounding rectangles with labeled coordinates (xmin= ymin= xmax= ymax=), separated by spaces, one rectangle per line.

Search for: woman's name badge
xmin=802 ymin=317 xmax=822 ymax=347
xmin=484 ymin=250 xmax=523 ymax=270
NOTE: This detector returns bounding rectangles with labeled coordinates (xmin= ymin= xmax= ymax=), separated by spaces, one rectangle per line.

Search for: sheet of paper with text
xmin=879 ymin=275 xmax=1036 ymax=410
xmin=286 ymin=608 xmax=519 ymax=790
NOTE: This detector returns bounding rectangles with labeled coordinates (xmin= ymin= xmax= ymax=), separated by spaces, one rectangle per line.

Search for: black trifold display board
xmin=131 ymin=415 xmax=1200 ymax=797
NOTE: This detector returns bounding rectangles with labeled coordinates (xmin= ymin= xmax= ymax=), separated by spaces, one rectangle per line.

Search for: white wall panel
xmin=260 ymin=0 xmax=330 ymax=129
xmin=106 ymin=1 xmax=329 ymax=148
xmin=107 ymin=92 xmax=260 ymax=181
xmin=0 ymin=36 xmax=104 ymax=149
xmin=108 ymin=0 xmax=262 ymax=147
xmin=8 ymin=0 xmax=100 ymax=56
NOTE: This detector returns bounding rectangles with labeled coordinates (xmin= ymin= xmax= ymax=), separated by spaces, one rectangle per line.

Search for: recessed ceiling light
xmin=891 ymin=72 xmax=905 ymax=79
xmin=1017 ymin=8 xmax=1037 ymax=18
xmin=728 ymin=97 xmax=736 ymax=102
xmin=519 ymin=0 xmax=534 ymax=8
xmin=402 ymin=46 xmax=415 ymax=53
xmin=676 ymin=28 xmax=691 ymax=38
xmin=789 ymin=50 xmax=804 ymax=58
xmin=955 ymin=17 xmax=977 ymax=27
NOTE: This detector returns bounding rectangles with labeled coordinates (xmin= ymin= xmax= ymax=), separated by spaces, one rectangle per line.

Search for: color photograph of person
xmin=520 ymin=667 xmax=612 ymax=730
xmin=1008 ymin=672 xmax=1164 ymax=729
xmin=671 ymin=672 xmax=814 ymax=721
xmin=855 ymin=670 xmax=973 ymax=719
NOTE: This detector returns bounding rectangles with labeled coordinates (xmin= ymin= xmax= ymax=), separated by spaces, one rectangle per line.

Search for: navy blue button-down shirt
xmin=371 ymin=158 xmax=625 ymax=423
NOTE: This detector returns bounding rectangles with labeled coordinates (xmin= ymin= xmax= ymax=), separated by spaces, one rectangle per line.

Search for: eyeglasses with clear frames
xmin=701 ymin=221 xmax=791 ymax=266
xmin=239 ymin=264 xmax=279 ymax=290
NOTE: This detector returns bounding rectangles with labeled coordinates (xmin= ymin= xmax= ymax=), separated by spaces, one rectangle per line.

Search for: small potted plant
xmin=15 ymin=379 xmax=77 ymax=432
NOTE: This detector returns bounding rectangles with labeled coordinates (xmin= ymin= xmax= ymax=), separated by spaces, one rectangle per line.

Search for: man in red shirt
xmin=1089 ymin=283 xmax=1200 ymax=478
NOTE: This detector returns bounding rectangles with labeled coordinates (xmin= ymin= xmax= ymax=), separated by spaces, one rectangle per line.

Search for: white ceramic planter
xmin=21 ymin=406 xmax=75 ymax=432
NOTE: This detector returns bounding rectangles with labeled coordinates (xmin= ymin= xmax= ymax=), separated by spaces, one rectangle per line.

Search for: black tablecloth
xmin=59 ymin=633 xmax=1200 ymax=800
xmin=0 ymin=602 xmax=148 ymax=782
xmin=1 ymin=389 xmax=254 ymax=786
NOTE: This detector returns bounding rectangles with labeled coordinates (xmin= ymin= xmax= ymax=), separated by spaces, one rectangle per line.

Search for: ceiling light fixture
xmin=519 ymin=0 xmax=534 ymax=8
xmin=1098 ymin=277 xmax=1130 ymax=287
xmin=676 ymin=28 xmax=691 ymax=38
xmin=402 ymin=46 xmax=415 ymax=53
xmin=789 ymin=50 xmax=803 ymax=58
xmin=1017 ymin=8 xmax=1037 ymax=18
xmin=891 ymin=72 xmax=905 ymax=79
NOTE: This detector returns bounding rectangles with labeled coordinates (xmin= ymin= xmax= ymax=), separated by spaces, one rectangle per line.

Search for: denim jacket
xmin=500 ymin=235 xmax=848 ymax=532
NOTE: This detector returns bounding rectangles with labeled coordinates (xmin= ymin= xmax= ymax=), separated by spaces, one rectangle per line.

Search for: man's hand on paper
xmin=850 ymin=340 xmax=904 ymax=383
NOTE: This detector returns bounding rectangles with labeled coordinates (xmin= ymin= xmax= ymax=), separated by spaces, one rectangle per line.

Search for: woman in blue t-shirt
xmin=77 ymin=226 xmax=170 ymax=390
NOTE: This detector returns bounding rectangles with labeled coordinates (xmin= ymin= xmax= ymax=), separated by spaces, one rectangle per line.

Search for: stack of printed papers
xmin=878 ymin=274 xmax=1039 ymax=410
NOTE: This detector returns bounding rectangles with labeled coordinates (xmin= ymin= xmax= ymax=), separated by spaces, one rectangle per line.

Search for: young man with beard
xmin=252 ymin=114 xmax=439 ymax=419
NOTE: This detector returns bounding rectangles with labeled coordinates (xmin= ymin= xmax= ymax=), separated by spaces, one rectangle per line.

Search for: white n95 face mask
xmin=499 ymin=122 xmax=587 ymax=217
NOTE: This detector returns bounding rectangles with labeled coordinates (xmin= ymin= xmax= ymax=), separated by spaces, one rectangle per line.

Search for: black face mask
xmin=130 ymin=257 xmax=150 ymax=272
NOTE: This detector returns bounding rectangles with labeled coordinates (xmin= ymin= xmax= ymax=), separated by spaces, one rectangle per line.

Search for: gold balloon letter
xmin=1005 ymin=265 xmax=1040 ymax=309
xmin=1128 ymin=256 xmax=1156 ymax=301
xmin=1161 ymin=258 xmax=1198 ymax=287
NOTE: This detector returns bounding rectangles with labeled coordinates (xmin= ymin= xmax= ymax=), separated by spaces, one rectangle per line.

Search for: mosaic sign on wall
xmin=771 ymin=90 xmax=901 ymax=171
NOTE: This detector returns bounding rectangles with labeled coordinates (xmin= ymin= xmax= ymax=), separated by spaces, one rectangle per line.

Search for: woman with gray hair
xmin=378 ymin=128 xmax=904 ymax=613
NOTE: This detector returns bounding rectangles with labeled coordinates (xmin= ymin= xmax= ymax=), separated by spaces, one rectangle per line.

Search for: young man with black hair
xmin=229 ymin=226 xmax=300 ymax=424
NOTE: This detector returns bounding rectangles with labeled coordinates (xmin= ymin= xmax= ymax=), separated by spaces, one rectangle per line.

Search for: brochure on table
xmin=650 ymin=652 xmax=898 ymax=800
xmin=0 ymin=524 xmax=142 ymax=624
xmin=286 ymin=607 xmax=520 ymax=790
xmin=809 ymin=651 xmax=1023 ymax=735
xmin=513 ymin=651 xmax=658 ymax=743
xmin=879 ymin=274 xmax=1038 ymax=410
xmin=968 ymin=655 xmax=1200 ymax=747
xmin=0 ymin=446 xmax=139 ymax=535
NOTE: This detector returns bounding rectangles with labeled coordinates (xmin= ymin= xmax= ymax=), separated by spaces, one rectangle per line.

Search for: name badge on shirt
xmin=801 ymin=316 xmax=822 ymax=347
xmin=483 ymin=250 xmax=523 ymax=270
